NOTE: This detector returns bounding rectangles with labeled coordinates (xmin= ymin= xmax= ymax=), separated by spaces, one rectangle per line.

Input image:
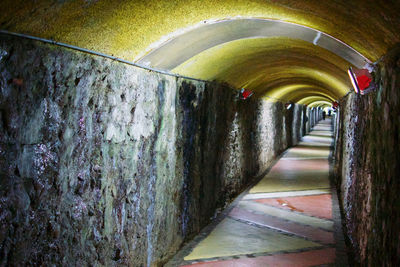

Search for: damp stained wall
xmin=0 ymin=35 xmax=308 ymax=266
xmin=334 ymin=45 xmax=400 ymax=266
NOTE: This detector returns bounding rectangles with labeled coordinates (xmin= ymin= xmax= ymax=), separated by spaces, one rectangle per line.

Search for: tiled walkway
xmin=167 ymin=118 xmax=348 ymax=266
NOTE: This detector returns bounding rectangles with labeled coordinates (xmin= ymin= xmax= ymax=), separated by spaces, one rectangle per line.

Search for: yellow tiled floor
xmin=168 ymin=118 xmax=347 ymax=267
xmin=184 ymin=218 xmax=321 ymax=260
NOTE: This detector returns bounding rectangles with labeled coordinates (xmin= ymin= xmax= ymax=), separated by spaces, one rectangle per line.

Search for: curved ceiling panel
xmin=138 ymin=19 xmax=370 ymax=70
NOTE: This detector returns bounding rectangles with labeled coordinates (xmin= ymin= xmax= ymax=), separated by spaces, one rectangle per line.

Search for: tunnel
xmin=0 ymin=1 xmax=399 ymax=266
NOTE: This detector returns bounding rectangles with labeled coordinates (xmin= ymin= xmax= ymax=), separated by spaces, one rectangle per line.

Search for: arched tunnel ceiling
xmin=170 ymin=37 xmax=353 ymax=100
xmin=308 ymin=100 xmax=332 ymax=108
xmin=1 ymin=0 xmax=399 ymax=62
xmin=2 ymin=0 xmax=400 ymax=103
xmin=298 ymin=97 xmax=332 ymax=106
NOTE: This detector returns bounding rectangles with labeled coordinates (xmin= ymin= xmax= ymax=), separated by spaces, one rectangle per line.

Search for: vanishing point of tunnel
xmin=0 ymin=1 xmax=399 ymax=266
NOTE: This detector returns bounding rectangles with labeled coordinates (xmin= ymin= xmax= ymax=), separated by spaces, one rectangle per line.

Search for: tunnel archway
xmin=137 ymin=18 xmax=370 ymax=69
xmin=137 ymin=18 xmax=369 ymax=106
xmin=3 ymin=1 xmax=398 ymax=109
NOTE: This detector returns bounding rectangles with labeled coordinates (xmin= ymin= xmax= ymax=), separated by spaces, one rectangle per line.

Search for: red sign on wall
xmin=240 ymin=88 xmax=253 ymax=100
xmin=348 ymin=67 xmax=376 ymax=95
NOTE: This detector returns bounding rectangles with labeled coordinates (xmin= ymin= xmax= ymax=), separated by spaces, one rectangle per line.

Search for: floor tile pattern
xmin=167 ymin=119 xmax=348 ymax=266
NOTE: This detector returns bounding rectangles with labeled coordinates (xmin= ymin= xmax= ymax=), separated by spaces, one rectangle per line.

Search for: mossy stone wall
xmin=0 ymin=35 xmax=306 ymax=266
xmin=334 ymin=45 xmax=400 ymax=266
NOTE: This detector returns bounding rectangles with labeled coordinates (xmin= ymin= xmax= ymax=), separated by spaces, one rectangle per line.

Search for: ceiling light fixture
xmin=348 ymin=67 xmax=360 ymax=94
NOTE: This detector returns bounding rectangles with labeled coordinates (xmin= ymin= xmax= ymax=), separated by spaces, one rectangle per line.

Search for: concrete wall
xmin=334 ymin=45 xmax=400 ymax=266
xmin=0 ymin=35 xmax=307 ymax=266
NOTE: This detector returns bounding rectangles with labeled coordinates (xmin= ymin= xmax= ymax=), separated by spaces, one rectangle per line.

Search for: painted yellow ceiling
xmin=298 ymin=97 xmax=332 ymax=106
xmin=1 ymin=0 xmax=399 ymax=62
xmin=267 ymin=85 xmax=336 ymax=103
xmin=1 ymin=0 xmax=399 ymax=104
xmin=307 ymin=100 xmax=333 ymax=108
xmin=173 ymin=38 xmax=351 ymax=99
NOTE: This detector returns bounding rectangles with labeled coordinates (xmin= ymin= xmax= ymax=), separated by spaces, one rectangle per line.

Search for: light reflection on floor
xmin=167 ymin=119 xmax=347 ymax=267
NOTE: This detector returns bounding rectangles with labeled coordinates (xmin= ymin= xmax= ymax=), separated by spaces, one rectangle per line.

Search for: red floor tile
xmin=254 ymin=194 xmax=332 ymax=220
xmin=229 ymin=207 xmax=334 ymax=244
xmin=181 ymin=248 xmax=336 ymax=267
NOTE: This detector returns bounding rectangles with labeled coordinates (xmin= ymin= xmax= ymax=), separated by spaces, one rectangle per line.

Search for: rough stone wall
xmin=0 ymin=34 xmax=184 ymax=267
xmin=0 ymin=35 xmax=307 ymax=266
xmin=176 ymin=84 xmax=302 ymax=235
xmin=291 ymin=104 xmax=303 ymax=145
xmin=334 ymin=45 xmax=400 ymax=266
xmin=302 ymin=106 xmax=310 ymax=135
